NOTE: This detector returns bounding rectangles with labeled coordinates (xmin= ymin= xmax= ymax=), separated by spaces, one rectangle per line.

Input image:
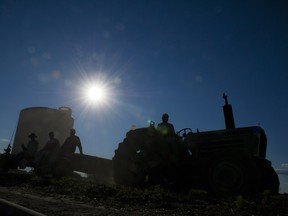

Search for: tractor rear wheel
xmin=113 ymin=128 xmax=163 ymax=186
xmin=113 ymin=133 xmax=149 ymax=186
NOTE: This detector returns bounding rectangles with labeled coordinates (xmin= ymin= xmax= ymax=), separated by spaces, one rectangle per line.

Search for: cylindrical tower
xmin=12 ymin=106 xmax=74 ymax=154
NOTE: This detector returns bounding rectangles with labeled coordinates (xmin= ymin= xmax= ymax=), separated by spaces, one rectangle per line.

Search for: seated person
xmin=18 ymin=133 xmax=39 ymax=168
xmin=34 ymin=131 xmax=60 ymax=167
xmin=59 ymin=129 xmax=83 ymax=156
xmin=157 ymin=113 xmax=175 ymax=138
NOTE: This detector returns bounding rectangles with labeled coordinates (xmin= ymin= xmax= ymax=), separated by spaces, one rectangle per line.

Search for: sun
xmin=85 ymin=85 xmax=107 ymax=104
xmin=76 ymin=72 xmax=118 ymax=115
xmin=87 ymin=86 xmax=105 ymax=102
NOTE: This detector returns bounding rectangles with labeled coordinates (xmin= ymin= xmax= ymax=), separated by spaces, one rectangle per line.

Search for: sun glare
xmin=85 ymin=85 xmax=106 ymax=103
xmin=76 ymin=72 xmax=119 ymax=115
xmin=87 ymin=86 xmax=104 ymax=101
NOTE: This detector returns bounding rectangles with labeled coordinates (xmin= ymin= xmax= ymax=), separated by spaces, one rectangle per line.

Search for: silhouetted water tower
xmin=12 ymin=106 xmax=74 ymax=154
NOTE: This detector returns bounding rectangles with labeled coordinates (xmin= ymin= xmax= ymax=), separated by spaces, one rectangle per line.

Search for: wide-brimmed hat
xmin=28 ymin=133 xmax=37 ymax=138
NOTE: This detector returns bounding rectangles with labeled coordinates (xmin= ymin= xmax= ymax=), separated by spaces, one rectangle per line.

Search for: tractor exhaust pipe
xmin=222 ymin=93 xmax=235 ymax=129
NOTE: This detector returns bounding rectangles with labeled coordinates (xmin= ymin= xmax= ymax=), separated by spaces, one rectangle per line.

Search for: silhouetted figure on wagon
xmin=34 ymin=131 xmax=60 ymax=170
xmin=18 ymin=133 xmax=39 ymax=168
xmin=59 ymin=129 xmax=83 ymax=156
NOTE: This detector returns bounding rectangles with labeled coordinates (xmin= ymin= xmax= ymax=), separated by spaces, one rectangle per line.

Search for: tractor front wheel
xmin=208 ymin=158 xmax=246 ymax=196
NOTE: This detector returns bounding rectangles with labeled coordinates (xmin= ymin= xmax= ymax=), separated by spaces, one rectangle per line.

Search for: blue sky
xmin=0 ymin=0 xmax=288 ymax=188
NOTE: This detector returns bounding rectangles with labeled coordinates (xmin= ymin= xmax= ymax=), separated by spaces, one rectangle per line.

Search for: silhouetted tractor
xmin=113 ymin=94 xmax=279 ymax=196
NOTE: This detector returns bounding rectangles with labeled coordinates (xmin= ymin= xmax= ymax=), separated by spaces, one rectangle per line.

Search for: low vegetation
xmin=0 ymin=172 xmax=287 ymax=215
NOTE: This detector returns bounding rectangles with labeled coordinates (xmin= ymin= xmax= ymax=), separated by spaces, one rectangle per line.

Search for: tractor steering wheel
xmin=176 ymin=128 xmax=192 ymax=139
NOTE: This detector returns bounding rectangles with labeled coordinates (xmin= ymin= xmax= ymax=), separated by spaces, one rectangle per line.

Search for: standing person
xmin=157 ymin=113 xmax=175 ymax=137
xmin=60 ymin=129 xmax=83 ymax=155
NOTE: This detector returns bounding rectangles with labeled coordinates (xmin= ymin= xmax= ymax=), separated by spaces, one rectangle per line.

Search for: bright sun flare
xmin=86 ymin=85 xmax=106 ymax=103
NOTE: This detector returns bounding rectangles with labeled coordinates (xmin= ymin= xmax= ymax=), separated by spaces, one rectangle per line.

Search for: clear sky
xmin=0 ymin=0 xmax=287 ymax=180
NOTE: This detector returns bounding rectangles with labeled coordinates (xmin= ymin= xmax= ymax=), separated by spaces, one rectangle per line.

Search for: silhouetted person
xmin=18 ymin=133 xmax=39 ymax=168
xmin=34 ymin=131 xmax=60 ymax=166
xmin=157 ymin=113 xmax=177 ymax=161
xmin=43 ymin=131 xmax=60 ymax=151
xmin=157 ymin=113 xmax=175 ymax=137
xmin=60 ymin=129 xmax=83 ymax=155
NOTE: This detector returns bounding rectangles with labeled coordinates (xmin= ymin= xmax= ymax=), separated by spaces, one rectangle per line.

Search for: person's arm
xmin=171 ymin=124 xmax=176 ymax=134
xmin=77 ymin=137 xmax=83 ymax=154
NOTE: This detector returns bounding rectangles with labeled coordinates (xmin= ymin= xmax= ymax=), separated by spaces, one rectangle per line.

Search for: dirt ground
xmin=0 ymin=172 xmax=287 ymax=216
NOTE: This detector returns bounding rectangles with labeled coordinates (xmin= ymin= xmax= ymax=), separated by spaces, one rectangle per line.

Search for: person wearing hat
xmin=22 ymin=133 xmax=39 ymax=158
xmin=157 ymin=113 xmax=175 ymax=138
xmin=18 ymin=133 xmax=39 ymax=168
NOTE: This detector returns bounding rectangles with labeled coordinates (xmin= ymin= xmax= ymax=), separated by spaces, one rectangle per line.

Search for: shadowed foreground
xmin=0 ymin=173 xmax=287 ymax=216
